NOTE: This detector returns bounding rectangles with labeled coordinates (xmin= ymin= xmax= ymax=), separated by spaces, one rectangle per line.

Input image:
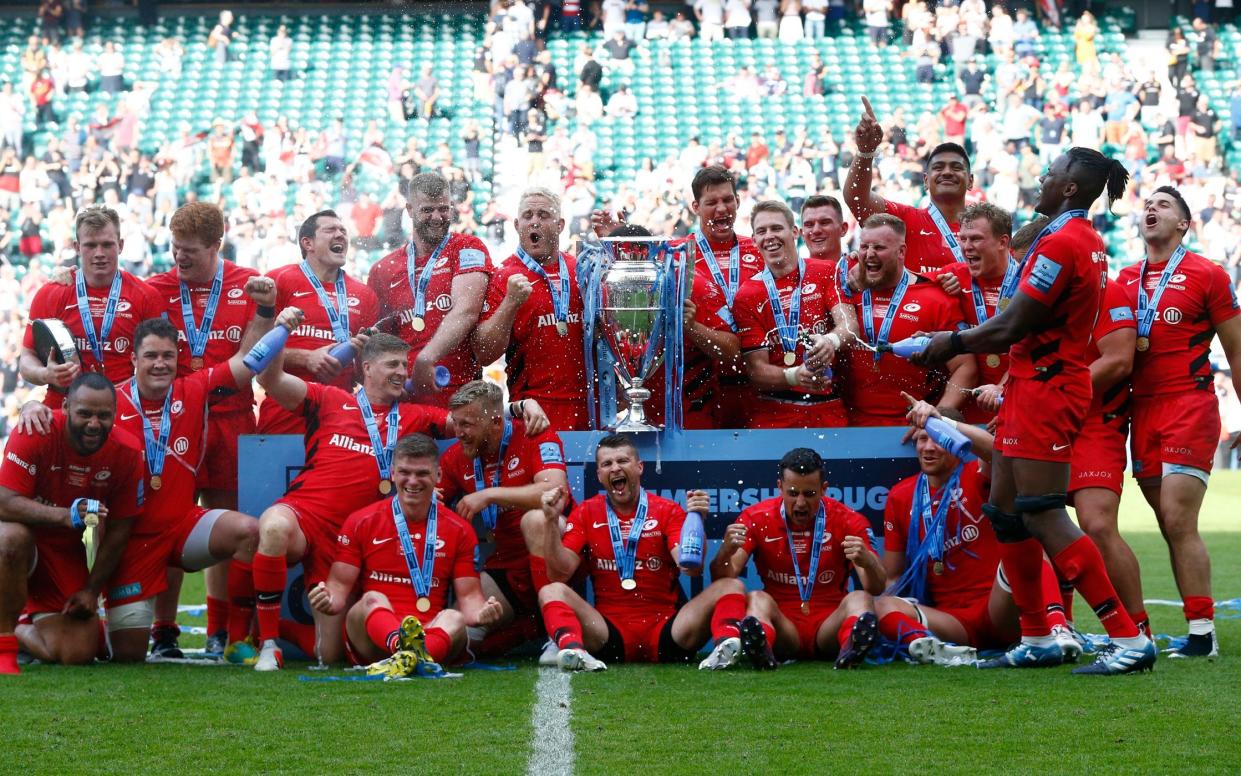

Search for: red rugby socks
xmin=0 ymin=634 xmax=18 ymax=675
xmin=879 ymin=611 xmax=929 ymax=645
xmin=252 ymin=552 xmax=287 ymax=643
xmin=226 ymin=560 xmax=255 ymax=645
xmin=1002 ymin=539 xmax=1051 ymax=637
xmin=711 ymin=593 xmax=747 ymax=641
xmin=1052 ymin=536 xmax=1138 ymax=639
xmin=364 ymin=606 xmax=403 ymax=655
xmin=424 ymin=627 xmax=452 ymax=662
xmin=541 ymin=600 xmax=584 ymax=650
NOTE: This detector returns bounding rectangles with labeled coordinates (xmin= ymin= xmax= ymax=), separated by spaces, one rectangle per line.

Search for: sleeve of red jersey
xmin=562 ymin=502 xmax=588 ymax=554
xmin=436 ymin=447 xmax=467 ymax=504
xmin=408 ymin=404 xmax=451 ymax=438
xmin=929 ymin=283 xmax=968 ymax=332
xmin=478 ymin=265 xmax=511 ymax=325
xmin=335 ymin=508 xmax=366 ymax=568
xmin=137 ymin=276 xmax=168 ymax=322
xmin=531 ymin=429 xmax=568 ymax=473
xmin=353 ymin=283 xmax=379 ymax=331
xmin=731 ymin=283 xmax=768 ymax=352
xmin=0 ymin=430 xmax=41 ymax=495
xmin=662 ymin=498 xmax=688 ymax=555
xmin=454 ymin=235 xmax=493 ymax=276
xmin=450 ymin=515 xmax=480 ymax=580
xmin=112 ymin=444 xmax=146 ymax=520
xmin=21 ymin=285 xmax=55 ymax=350
xmin=1205 ymin=261 xmax=1241 ymax=325
xmin=883 ymin=484 xmax=909 ymax=553
xmin=1093 ymin=281 xmax=1137 ymax=340
xmin=196 ymin=361 xmax=245 ymax=401
xmin=299 ymin=381 xmax=328 ymax=418
xmin=884 ymin=198 xmax=918 ymax=223
xmin=1017 ymin=239 xmax=1077 ymax=306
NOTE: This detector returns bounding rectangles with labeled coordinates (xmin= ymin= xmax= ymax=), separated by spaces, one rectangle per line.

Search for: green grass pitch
xmin=4 ymin=473 xmax=1240 ymax=774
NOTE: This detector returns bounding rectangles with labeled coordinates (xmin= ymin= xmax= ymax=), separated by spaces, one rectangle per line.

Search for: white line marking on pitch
xmin=528 ymin=667 xmax=575 ymax=776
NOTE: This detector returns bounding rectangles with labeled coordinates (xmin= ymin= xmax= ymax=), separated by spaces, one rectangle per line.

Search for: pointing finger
xmin=861 ymin=95 xmax=876 ymax=120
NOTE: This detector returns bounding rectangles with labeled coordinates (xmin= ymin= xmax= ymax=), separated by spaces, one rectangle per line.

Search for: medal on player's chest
xmin=190 ymin=356 xmax=205 ymax=371
xmin=800 ymin=601 xmax=810 ymax=615
xmin=985 ymin=354 xmax=1001 ymax=368
xmin=378 ymin=478 xmax=393 ymax=495
xmin=621 ymin=578 xmax=638 ymax=591
xmin=1136 ymin=336 xmax=1150 ymax=352
xmin=150 ymin=474 xmax=163 ymax=491
xmin=933 ymin=560 xmax=945 ymax=576
xmin=783 ymin=352 xmax=797 ymax=366
xmin=416 ymin=596 xmax=431 ymax=612
xmin=998 ymin=297 xmax=1011 ymax=312
xmin=412 ymin=316 xmax=426 ymax=332
xmin=555 ymin=320 xmax=568 ymax=336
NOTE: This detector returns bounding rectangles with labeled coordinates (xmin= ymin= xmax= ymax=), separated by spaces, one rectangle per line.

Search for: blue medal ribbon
xmin=406 ymin=234 xmax=451 ymax=323
xmin=391 ymin=496 xmax=438 ymax=600
xmin=781 ymin=500 xmax=826 ymax=609
xmin=604 ymin=489 xmax=649 ymax=586
xmin=695 ymin=230 xmax=740 ymax=331
xmin=515 ymin=247 xmax=572 ymax=327
xmin=179 ymin=259 xmax=224 ymax=363
xmin=298 ymin=261 xmax=349 ymax=343
xmin=127 ymin=377 xmax=172 ymax=482
xmin=74 ymin=269 xmax=123 ymax=365
xmin=761 ymin=259 xmax=805 ymax=360
xmin=861 ymin=270 xmax=911 ymax=362
xmin=1136 ymin=244 xmax=1187 ymax=342
xmin=901 ymin=465 xmax=964 ymax=604
xmin=836 ymin=256 xmax=854 ymax=302
xmin=472 ymin=420 xmax=512 ymax=532
xmin=356 ymin=388 xmax=400 ymax=483
xmin=998 ymin=209 xmax=1089 ymax=304
xmin=927 ymin=203 xmax=964 ymax=264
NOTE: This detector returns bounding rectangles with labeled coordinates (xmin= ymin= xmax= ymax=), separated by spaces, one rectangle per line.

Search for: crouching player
xmin=710 ymin=448 xmax=887 ymax=670
xmin=533 ymin=434 xmax=747 ymax=671
xmin=309 ymin=434 xmax=504 ymax=675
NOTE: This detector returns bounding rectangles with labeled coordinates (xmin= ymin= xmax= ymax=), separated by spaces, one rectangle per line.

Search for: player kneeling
xmin=309 ymin=434 xmax=503 ymax=675
xmin=533 ymin=434 xmax=746 ymax=671
xmin=711 ymin=448 xmax=887 ymax=670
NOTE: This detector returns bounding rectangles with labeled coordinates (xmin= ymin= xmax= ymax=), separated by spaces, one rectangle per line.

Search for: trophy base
xmin=610 ymin=406 xmax=663 ymax=433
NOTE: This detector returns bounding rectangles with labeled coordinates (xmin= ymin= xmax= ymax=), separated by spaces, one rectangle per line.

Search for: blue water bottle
xmin=242 ymin=325 xmax=292 ymax=374
xmin=925 ymin=417 xmax=976 ymax=461
xmin=678 ymin=511 xmax=705 ymax=571
xmin=328 ymin=340 xmax=357 ymax=368
xmin=403 ymin=365 xmax=452 ymax=394
xmin=887 ymin=335 xmax=932 ymax=359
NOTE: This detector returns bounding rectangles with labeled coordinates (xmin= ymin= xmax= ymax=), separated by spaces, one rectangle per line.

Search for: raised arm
xmin=843 ymin=96 xmax=888 ymax=224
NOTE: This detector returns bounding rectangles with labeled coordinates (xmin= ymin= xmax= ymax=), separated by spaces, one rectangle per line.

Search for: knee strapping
xmin=982 ymin=502 xmax=1030 ymax=543
xmin=1014 ymin=492 xmax=1068 ymax=515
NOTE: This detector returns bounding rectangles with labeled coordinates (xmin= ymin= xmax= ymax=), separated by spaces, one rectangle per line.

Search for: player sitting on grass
xmin=878 ymin=396 xmax=1080 ymax=667
xmin=709 ymin=447 xmax=887 ymax=670
xmin=308 ymin=434 xmax=504 ymax=676
xmin=532 ymin=434 xmax=747 ymax=671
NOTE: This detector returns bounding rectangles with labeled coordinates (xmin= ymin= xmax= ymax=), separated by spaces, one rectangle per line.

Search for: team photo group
xmin=1 ymin=85 xmax=1238 ymax=681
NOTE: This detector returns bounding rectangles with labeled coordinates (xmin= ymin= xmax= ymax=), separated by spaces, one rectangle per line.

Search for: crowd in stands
xmin=1 ymin=1 xmax=1239 ymax=456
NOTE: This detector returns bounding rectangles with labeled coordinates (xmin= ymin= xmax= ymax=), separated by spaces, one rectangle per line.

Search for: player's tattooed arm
xmin=0 ymin=486 xmax=85 ymax=529
xmin=842 ymin=534 xmax=886 ymax=594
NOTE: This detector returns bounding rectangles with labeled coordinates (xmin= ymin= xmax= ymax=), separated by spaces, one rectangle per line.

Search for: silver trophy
xmin=596 ymin=237 xmax=692 ymax=431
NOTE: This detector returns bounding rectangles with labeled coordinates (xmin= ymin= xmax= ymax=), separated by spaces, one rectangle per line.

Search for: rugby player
xmin=841 ymin=213 xmax=976 ymax=425
xmin=19 ymin=206 xmax=164 ymax=408
xmin=1117 ymin=185 xmax=1241 ymax=657
xmin=0 ymin=374 xmax=144 ymax=672
xmin=710 ymin=447 xmax=887 ymax=669
xmin=368 ymin=172 xmax=491 ymax=403
xmin=733 ymin=200 xmax=858 ymax=428
xmin=917 ymin=148 xmax=1157 ymax=674
xmin=473 ymin=187 xmax=588 ymax=431
xmin=258 ymin=209 xmax=379 ymax=434
xmin=845 ymin=97 xmax=972 ymax=276
xmin=533 ymin=434 xmax=747 ymax=671
xmin=310 ymin=434 xmax=504 ymax=672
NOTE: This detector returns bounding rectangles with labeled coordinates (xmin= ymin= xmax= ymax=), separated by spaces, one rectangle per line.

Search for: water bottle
xmin=403 ymin=365 xmax=452 ymax=394
xmin=242 ymin=325 xmax=292 ymax=374
xmin=886 ymin=335 xmax=932 ymax=359
xmin=925 ymin=417 xmax=976 ymax=461
xmin=678 ymin=511 xmax=705 ymax=571
xmin=328 ymin=340 xmax=357 ymax=368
